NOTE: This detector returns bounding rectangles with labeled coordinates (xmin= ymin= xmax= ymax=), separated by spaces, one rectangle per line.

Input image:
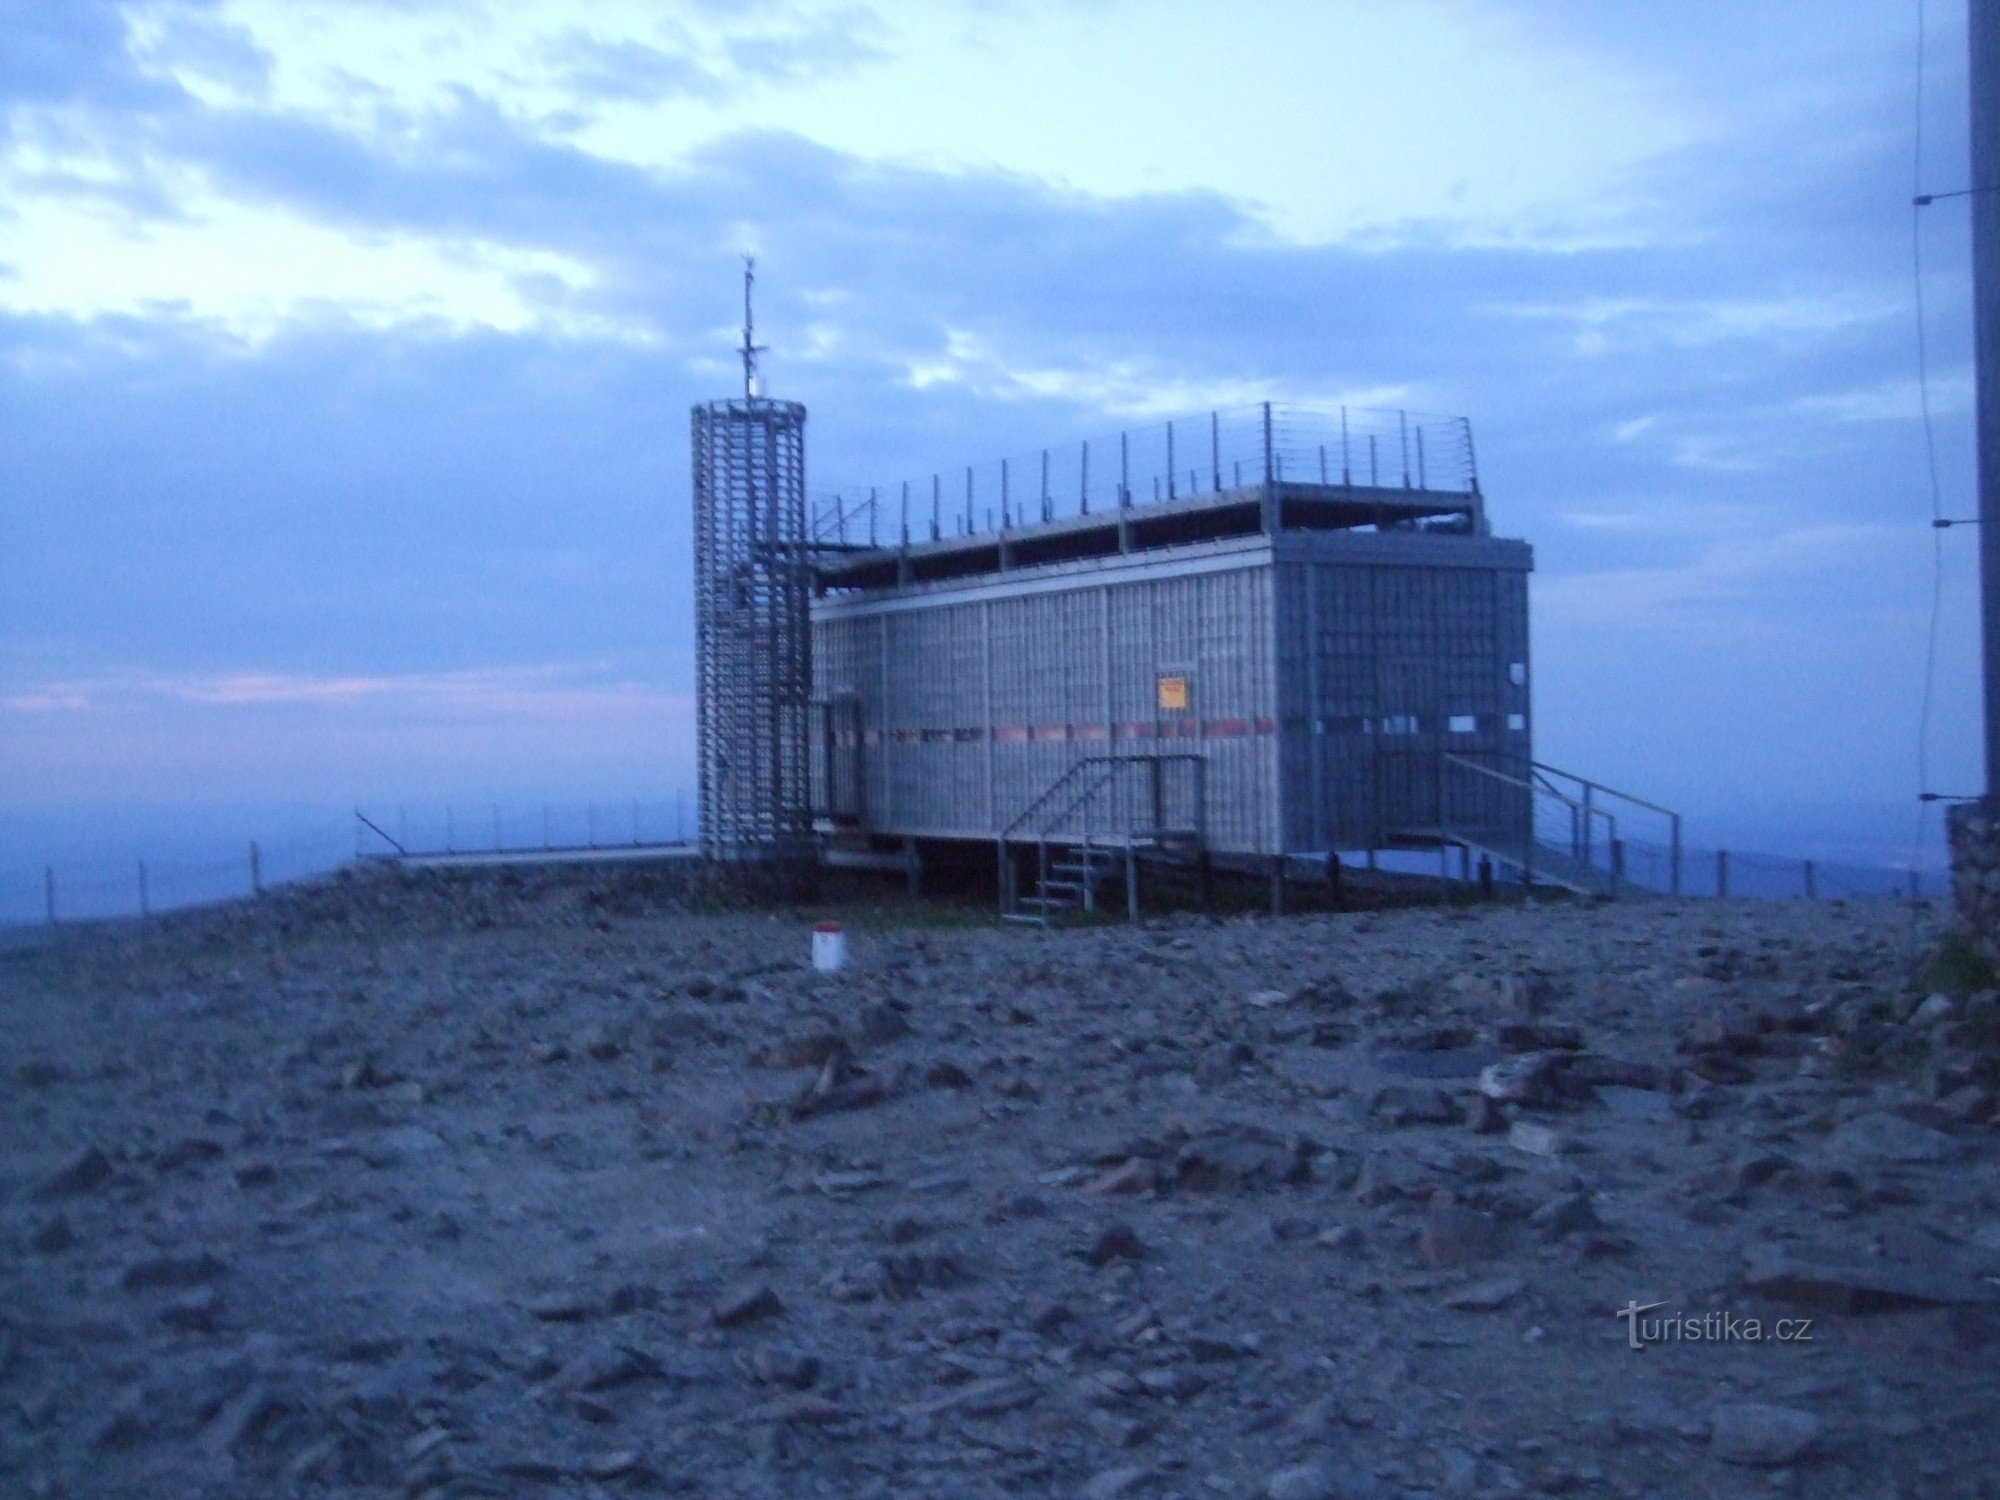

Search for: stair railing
xmin=1528 ymin=762 xmax=1683 ymax=896
xmin=1438 ymin=752 xmax=1622 ymax=892
xmin=998 ymin=754 xmax=1207 ymax=919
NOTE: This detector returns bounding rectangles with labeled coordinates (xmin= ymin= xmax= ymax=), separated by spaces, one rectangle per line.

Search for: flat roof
xmin=811 ymin=477 xmax=1485 ymax=593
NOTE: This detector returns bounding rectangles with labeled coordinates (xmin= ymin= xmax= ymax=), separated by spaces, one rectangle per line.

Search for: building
xmin=803 ymin=403 xmax=1542 ymax=913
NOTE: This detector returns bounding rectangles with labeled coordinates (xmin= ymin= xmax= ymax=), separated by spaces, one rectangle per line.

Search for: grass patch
xmin=1922 ymin=930 xmax=1998 ymax=998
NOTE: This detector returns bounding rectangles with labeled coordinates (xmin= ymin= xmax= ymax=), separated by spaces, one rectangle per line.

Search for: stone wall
xmin=1949 ymin=800 xmax=2000 ymax=957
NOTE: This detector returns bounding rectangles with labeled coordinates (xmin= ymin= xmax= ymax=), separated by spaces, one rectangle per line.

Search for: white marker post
xmin=811 ymin=921 xmax=847 ymax=973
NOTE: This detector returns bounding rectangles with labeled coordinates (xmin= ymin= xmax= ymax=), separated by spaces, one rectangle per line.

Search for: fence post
xmin=1803 ymin=859 xmax=1817 ymax=900
xmin=1081 ymin=442 xmax=1090 ymax=515
xmin=1211 ymin=410 xmax=1221 ymax=491
xmin=1670 ymin=814 xmax=1682 ymax=898
xmin=1717 ymin=849 xmax=1730 ymax=899
xmin=588 ymin=802 xmax=597 ymax=848
xmin=1261 ymin=402 xmax=1273 ymax=485
xmin=45 ymin=865 xmax=55 ymax=926
xmin=675 ymin=792 xmax=684 ymax=844
xmin=492 ymin=804 xmax=501 ymax=851
xmin=1910 ymin=870 xmax=1921 ymax=903
xmin=249 ymin=841 xmax=262 ymax=896
xmin=1125 ymin=841 xmax=1139 ymax=922
xmin=446 ymin=805 xmax=455 ymax=853
xmin=1611 ymin=838 xmax=1625 ymax=896
xmin=138 ymin=860 xmax=149 ymax=917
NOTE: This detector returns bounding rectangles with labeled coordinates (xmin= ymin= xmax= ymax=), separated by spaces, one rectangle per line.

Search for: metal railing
xmin=809 ymin=402 xmax=1479 ymax=547
xmin=997 ymin=754 xmax=1207 ymax=919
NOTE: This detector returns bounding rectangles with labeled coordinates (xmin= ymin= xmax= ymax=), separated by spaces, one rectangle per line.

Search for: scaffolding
xmin=693 ymin=395 xmax=811 ymax=861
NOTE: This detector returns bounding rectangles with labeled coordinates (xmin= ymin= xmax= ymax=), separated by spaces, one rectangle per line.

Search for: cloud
xmin=544 ymin=32 xmax=729 ymax=106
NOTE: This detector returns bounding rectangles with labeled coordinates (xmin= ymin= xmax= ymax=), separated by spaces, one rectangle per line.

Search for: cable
xmin=1911 ymin=0 xmax=1949 ymax=894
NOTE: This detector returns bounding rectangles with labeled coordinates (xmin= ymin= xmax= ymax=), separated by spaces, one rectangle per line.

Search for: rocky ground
xmin=3 ymin=863 xmax=1999 ymax=1499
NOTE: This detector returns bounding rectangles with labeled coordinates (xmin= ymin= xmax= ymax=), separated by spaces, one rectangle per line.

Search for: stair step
xmin=1001 ymin=912 xmax=1050 ymax=927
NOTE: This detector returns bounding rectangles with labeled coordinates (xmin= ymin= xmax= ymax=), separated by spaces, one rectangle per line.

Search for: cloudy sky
xmin=0 ymin=0 xmax=1984 ymax=904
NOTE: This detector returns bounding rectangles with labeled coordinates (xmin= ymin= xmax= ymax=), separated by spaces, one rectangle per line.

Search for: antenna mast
xmin=740 ymin=255 xmax=766 ymax=399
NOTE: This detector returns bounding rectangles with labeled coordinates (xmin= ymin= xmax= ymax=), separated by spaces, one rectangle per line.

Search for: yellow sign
xmin=1157 ymin=675 xmax=1189 ymax=712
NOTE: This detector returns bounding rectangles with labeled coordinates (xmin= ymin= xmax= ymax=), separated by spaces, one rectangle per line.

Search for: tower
xmin=692 ymin=260 xmax=811 ymax=860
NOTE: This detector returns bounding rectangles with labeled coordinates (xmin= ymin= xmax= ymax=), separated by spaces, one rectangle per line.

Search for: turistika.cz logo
xmin=1615 ymin=1300 xmax=1814 ymax=1351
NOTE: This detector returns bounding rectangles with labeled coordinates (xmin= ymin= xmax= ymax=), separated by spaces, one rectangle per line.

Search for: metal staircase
xmin=1421 ymin=754 xmax=1683 ymax=898
xmin=998 ymin=754 xmax=1206 ymax=926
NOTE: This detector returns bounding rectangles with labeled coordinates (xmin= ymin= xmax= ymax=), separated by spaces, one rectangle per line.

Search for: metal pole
xmin=1001 ymin=458 xmax=1009 ymax=528
xmin=965 ymin=466 xmax=974 ymax=533
xmin=45 ymin=865 xmax=54 ymax=925
xmin=1399 ymin=411 xmax=1411 ymax=488
xmin=1717 ymin=849 xmax=1730 ymax=899
xmin=632 ymin=798 xmax=640 ymax=846
xmin=446 ymin=805 xmax=455 ymax=853
xmin=1166 ymin=421 xmax=1176 ymax=498
xmin=1804 ymin=859 xmax=1817 ymax=900
xmin=1973 ymin=0 xmax=2000 ymax=794
xmin=1262 ymin=402 xmax=1274 ymax=485
xmin=1416 ymin=428 xmax=1427 ymax=490
xmin=1041 ymin=450 xmax=1050 ymax=521
xmin=543 ymin=803 xmax=551 ymax=849
xmin=492 ymin=803 xmax=501 ymax=850
xmin=250 ymin=841 xmax=261 ymax=895
xmin=1670 ymin=813 xmax=1683 ymax=897
xmin=932 ymin=473 xmax=941 ymax=540
xmin=1125 ymin=841 xmax=1138 ymax=922
xmin=1341 ymin=407 xmax=1351 ymax=484
xmin=1211 ymin=411 xmax=1220 ymax=491
xmin=1081 ymin=441 xmax=1090 ymax=515
xmin=138 ymin=860 xmax=148 ymax=917
xmin=868 ymin=486 xmax=877 ymax=547
xmin=901 ymin=479 xmax=909 ymax=545
xmin=588 ymin=802 xmax=596 ymax=848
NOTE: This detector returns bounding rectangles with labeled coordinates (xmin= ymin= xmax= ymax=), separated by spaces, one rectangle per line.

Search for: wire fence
xmin=1615 ymin=837 xmax=1930 ymax=902
xmin=809 ymin=402 xmax=1480 ymax=547
xmin=350 ymin=796 xmax=697 ymax=860
xmin=1 ymin=794 xmax=1943 ymax=932
xmin=0 ymin=795 xmax=698 ymax=932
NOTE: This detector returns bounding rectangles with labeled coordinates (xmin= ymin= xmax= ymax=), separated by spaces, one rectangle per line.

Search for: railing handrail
xmin=1440 ymin=752 xmax=1614 ymax=828
xmin=810 ymin=401 xmax=1480 ymax=546
xmin=1531 ymin=761 xmax=1678 ymax=821
xmin=998 ymin=752 xmax=1205 ymax=843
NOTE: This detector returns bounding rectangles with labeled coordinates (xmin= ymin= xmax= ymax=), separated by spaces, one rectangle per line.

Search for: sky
xmin=0 ymin=0 xmax=1985 ymax=914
